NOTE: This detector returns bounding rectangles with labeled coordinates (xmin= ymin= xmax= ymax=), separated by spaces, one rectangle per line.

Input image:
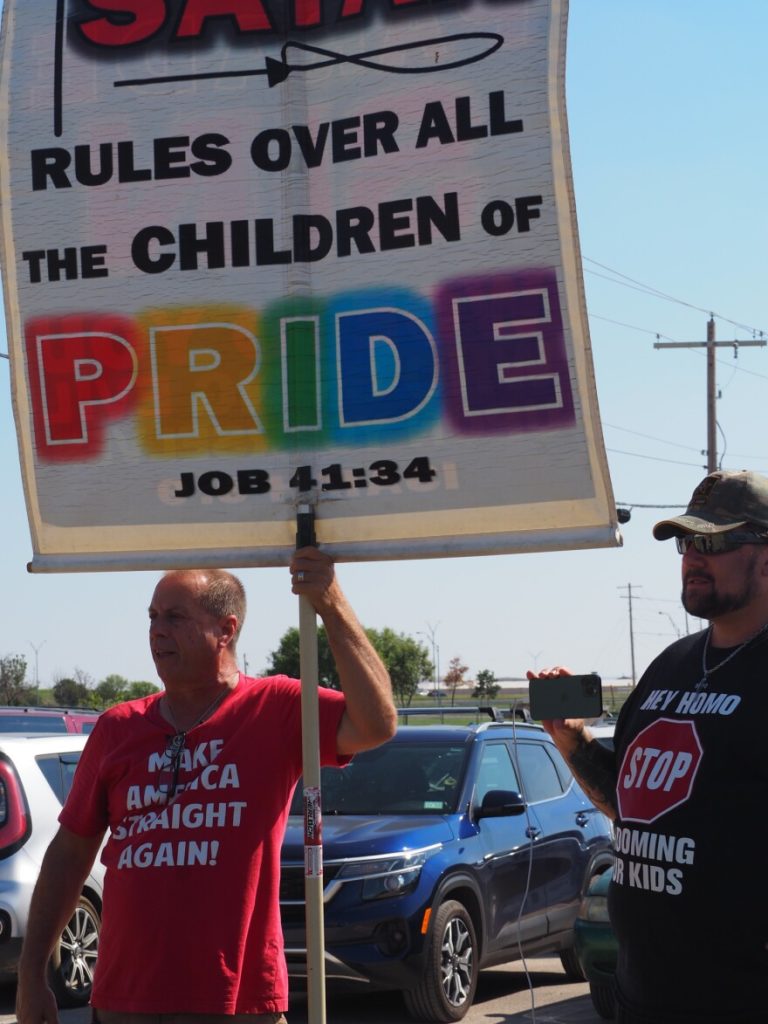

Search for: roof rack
xmin=396 ymin=705 xmax=534 ymax=725
xmin=0 ymin=705 xmax=100 ymax=714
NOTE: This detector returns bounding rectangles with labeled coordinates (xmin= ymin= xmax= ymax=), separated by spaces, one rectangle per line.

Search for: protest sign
xmin=0 ymin=0 xmax=619 ymax=569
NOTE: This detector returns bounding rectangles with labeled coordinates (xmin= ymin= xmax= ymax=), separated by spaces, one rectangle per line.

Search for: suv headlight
xmin=331 ymin=846 xmax=439 ymax=902
xmin=578 ymin=893 xmax=610 ymax=922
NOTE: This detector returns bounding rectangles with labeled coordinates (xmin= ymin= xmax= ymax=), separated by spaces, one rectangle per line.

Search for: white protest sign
xmin=0 ymin=0 xmax=619 ymax=570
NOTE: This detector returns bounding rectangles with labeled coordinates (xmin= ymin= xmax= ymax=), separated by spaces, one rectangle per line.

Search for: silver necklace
xmin=160 ymin=685 xmax=234 ymax=804
xmin=164 ymin=685 xmax=232 ymax=736
xmin=694 ymin=623 xmax=768 ymax=692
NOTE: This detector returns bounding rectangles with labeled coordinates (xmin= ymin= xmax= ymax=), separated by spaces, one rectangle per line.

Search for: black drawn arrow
xmin=113 ymin=33 xmax=504 ymax=90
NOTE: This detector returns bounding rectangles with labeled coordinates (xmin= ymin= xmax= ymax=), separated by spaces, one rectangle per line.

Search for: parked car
xmin=0 ymin=706 xmax=100 ymax=734
xmin=588 ymin=718 xmax=617 ymax=747
xmin=574 ymin=865 xmax=617 ymax=1019
xmin=281 ymin=719 xmax=614 ymax=1022
xmin=0 ymin=733 xmax=104 ymax=1007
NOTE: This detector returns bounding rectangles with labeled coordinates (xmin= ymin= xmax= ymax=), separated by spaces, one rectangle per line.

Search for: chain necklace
xmin=159 ymin=683 xmax=236 ymax=803
xmin=163 ymin=683 xmax=233 ymax=736
xmin=694 ymin=622 xmax=768 ymax=692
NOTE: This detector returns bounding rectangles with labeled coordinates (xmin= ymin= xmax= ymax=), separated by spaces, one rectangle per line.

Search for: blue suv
xmin=281 ymin=718 xmax=613 ymax=1021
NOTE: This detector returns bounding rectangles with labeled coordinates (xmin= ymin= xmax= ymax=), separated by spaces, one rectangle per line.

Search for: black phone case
xmin=528 ymin=674 xmax=602 ymax=720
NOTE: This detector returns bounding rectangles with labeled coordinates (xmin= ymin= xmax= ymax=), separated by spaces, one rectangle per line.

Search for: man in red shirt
xmin=16 ymin=547 xmax=396 ymax=1024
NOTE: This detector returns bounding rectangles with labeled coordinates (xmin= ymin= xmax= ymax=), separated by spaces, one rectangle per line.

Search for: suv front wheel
xmin=49 ymin=895 xmax=101 ymax=1008
xmin=559 ymin=946 xmax=585 ymax=981
xmin=403 ymin=899 xmax=478 ymax=1022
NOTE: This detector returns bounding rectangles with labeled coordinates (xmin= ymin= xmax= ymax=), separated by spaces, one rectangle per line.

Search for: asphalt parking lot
xmin=0 ymin=959 xmax=605 ymax=1024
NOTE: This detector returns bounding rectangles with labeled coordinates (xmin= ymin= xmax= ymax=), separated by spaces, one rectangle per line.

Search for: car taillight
xmin=0 ymin=759 xmax=30 ymax=856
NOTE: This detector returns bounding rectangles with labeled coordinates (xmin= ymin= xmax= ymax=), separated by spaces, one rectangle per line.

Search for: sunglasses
xmin=158 ymin=732 xmax=186 ymax=803
xmin=675 ymin=531 xmax=768 ymax=555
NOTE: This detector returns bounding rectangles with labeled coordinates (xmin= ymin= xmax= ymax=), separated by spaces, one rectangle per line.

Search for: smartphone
xmin=528 ymin=673 xmax=602 ymax=720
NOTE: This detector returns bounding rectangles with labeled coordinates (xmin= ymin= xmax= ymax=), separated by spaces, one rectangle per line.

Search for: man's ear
xmin=219 ymin=615 xmax=238 ymax=648
xmin=757 ymin=548 xmax=768 ymax=578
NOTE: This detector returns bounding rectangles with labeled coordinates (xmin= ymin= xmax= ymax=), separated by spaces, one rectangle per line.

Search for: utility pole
xmin=29 ymin=640 xmax=45 ymax=688
xmin=618 ymin=584 xmax=640 ymax=685
xmin=655 ymin=318 xmax=765 ymax=472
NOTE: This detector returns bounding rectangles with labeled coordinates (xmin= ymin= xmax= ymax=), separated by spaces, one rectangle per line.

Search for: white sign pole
xmin=297 ymin=506 xmax=326 ymax=1024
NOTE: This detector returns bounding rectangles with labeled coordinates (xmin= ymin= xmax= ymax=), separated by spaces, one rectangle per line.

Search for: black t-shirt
xmin=609 ymin=629 xmax=768 ymax=1023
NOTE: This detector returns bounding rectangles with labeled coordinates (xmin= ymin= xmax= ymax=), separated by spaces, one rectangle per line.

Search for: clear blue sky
xmin=1 ymin=1 xmax=767 ymax=689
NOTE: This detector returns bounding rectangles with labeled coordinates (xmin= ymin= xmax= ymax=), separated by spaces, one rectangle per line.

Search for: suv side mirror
xmin=475 ymin=789 xmax=526 ymax=819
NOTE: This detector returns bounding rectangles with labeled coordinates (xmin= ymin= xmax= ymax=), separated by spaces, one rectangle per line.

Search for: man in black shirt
xmin=531 ymin=470 xmax=768 ymax=1024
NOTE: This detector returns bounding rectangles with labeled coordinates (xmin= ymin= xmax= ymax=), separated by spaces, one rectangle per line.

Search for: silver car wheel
xmin=441 ymin=915 xmax=474 ymax=1007
xmin=49 ymin=895 xmax=101 ymax=1008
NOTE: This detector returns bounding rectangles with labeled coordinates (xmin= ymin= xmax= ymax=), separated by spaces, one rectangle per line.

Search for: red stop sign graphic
xmin=617 ymin=718 xmax=703 ymax=823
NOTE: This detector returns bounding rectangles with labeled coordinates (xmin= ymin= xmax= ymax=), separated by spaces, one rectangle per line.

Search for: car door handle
xmin=525 ymin=825 xmax=541 ymax=840
xmin=575 ymin=812 xmax=590 ymax=828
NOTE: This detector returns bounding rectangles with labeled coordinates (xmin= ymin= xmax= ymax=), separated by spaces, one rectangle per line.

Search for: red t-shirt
xmin=59 ymin=674 xmax=347 ymax=1014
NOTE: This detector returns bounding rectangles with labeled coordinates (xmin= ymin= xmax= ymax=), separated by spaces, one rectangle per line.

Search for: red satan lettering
xmin=77 ymin=0 xmax=272 ymax=47
xmin=76 ymin=0 xmax=447 ymax=47
xmin=76 ymin=1 xmax=167 ymax=46
xmin=176 ymin=0 xmax=272 ymax=37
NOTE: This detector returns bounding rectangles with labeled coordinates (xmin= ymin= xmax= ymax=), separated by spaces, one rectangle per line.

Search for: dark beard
xmin=681 ymin=552 xmax=759 ymax=620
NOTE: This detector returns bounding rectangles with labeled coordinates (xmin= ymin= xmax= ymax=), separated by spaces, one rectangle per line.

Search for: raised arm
xmin=291 ymin=547 xmax=397 ymax=754
xmin=17 ymin=825 xmax=105 ymax=1024
xmin=527 ymin=668 xmax=618 ymax=819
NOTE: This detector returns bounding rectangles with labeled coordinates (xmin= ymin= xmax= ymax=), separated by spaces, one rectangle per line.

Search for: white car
xmin=0 ymin=733 xmax=104 ymax=1007
xmin=588 ymin=720 xmax=617 ymax=746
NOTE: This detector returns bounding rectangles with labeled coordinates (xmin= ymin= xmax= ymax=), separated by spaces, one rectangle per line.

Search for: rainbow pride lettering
xmin=25 ymin=270 xmax=574 ymax=462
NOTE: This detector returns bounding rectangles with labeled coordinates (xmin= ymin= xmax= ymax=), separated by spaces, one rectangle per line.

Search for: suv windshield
xmin=290 ymin=741 xmax=469 ymax=815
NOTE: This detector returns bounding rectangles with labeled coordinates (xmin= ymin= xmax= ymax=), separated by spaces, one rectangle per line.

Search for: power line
xmin=586 ymin=268 xmax=688 ymax=307
xmin=607 ymin=447 xmax=705 ymax=469
xmin=591 ymin=309 xmax=768 ymax=382
xmin=593 ymin=302 xmax=768 ymax=471
xmin=604 ymin=423 xmax=702 ymax=454
xmin=720 ymin=450 xmax=768 ymax=463
xmin=685 ymin=345 xmax=768 ymax=382
xmin=585 ymin=257 xmax=768 ymax=338
xmin=589 ymin=312 xmax=679 ymax=342
xmin=586 ymin=257 xmax=707 ymax=310
xmin=589 ymin=265 xmax=768 ymax=480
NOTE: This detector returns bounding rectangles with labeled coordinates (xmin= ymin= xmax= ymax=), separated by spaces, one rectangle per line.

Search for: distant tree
xmin=268 ymin=625 xmax=432 ymax=703
xmin=126 ymin=681 xmax=160 ymax=700
xmin=368 ymin=628 xmax=431 ymax=707
xmin=267 ymin=627 xmax=340 ymax=689
xmin=52 ymin=677 xmax=91 ymax=707
xmin=473 ymin=668 xmax=500 ymax=700
xmin=74 ymin=667 xmax=95 ymax=690
xmin=95 ymin=674 xmax=130 ymax=708
xmin=0 ymin=654 xmax=38 ymax=705
xmin=444 ymin=656 xmax=470 ymax=706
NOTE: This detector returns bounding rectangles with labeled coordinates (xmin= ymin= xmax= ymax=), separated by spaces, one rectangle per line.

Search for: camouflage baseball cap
xmin=653 ymin=470 xmax=768 ymax=540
